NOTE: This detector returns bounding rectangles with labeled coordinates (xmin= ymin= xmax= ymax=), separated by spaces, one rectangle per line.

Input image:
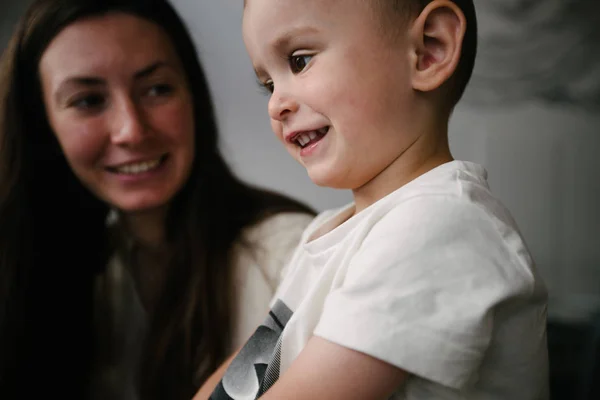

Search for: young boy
xmin=196 ymin=0 xmax=549 ymax=398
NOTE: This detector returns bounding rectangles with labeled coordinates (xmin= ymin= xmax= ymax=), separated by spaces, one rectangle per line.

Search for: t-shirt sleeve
xmin=313 ymin=196 xmax=534 ymax=389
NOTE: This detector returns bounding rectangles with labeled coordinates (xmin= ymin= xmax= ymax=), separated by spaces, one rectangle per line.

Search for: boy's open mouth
xmin=291 ymin=127 xmax=329 ymax=149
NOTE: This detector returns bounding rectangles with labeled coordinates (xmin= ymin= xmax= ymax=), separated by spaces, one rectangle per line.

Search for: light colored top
xmin=89 ymin=211 xmax=314 ymax=400
xmin=214 ymin=161 xmax=549 ymax=400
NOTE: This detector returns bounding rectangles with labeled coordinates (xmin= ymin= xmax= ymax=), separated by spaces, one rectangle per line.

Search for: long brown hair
xmin=0 ymin=0 xmax=314 ymax=398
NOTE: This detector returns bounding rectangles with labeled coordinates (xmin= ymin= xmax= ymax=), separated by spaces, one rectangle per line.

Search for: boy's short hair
xmin=375 ymin=0 xmax=477 ymax=108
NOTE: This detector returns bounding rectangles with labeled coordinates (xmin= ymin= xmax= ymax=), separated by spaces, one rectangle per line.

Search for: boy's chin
xmin=306 ymin=167 xmax=349 ymax=190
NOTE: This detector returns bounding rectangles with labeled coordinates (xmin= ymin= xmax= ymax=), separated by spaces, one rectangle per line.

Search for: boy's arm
xmin=192 ymin=350 xmax=239 ymax=400
xmin=260 ymin=336 xmax=408 ymax=400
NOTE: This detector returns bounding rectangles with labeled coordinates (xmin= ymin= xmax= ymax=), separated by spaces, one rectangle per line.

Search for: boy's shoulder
xmin=364 ymin=160 xmax=503 ymax=222
xmin=315 ymin=160 xmax=509 ymax=238
xmin=308 ymin=161 xmax=530 ymax=273
xmin=342 ymin=161 xmax=539 ymax=290
xmin=364 ymin=160 xmax=521 ymax=248
xmin=305 ymin=160 xmax=530 ymax=274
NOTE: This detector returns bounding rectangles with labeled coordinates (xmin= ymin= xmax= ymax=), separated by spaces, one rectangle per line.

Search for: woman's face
xmin=39 ymin=12 xmax=195 ymax=214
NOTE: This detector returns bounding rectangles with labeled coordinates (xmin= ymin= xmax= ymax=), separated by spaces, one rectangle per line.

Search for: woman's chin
xmin=108 ymin=196 xmax=170 ymax=216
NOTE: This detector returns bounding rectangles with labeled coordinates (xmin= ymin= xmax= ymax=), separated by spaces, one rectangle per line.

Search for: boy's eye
xmin=264 ymin=80 xmax=274 ymax=93
xmin=257 ymin=78 xmax=274 ymax=95
xmin=289 ymin=54 xmax=313 ymax=74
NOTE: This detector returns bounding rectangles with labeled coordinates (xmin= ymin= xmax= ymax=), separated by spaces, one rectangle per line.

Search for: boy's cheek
xmin=270 ymin=119 xmax=285 ymax=143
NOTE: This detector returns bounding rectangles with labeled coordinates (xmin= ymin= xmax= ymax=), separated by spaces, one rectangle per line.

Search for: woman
xmin=0 ymin=0 xmax=314 ymax=398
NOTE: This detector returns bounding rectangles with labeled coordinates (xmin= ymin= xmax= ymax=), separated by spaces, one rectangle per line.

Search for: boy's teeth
xmin=296 ymin=133 xmax=311 ymax=146
xmin=115 ymin=158 xmax=161 ymax=174
xmin=295 ymin=128 xmax=328 ymax=147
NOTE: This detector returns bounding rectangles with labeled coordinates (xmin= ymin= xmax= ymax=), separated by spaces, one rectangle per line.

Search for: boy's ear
xmin=409 ymin=0 xmax=466 ymax=93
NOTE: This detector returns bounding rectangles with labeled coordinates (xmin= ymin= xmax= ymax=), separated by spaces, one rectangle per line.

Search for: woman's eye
xmin=70 ymin=94 xmax=106 ymax=110
xmin=289 ymin=54 xmax=313 ymax=74
xmin=147 ymin=84 xmax=173 ymax=97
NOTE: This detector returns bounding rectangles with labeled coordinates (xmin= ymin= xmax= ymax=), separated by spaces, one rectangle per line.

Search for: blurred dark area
xmin=548 ymin=314 xmax=600 ymax=400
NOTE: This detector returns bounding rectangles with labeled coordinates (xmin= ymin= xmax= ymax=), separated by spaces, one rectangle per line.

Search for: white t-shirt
xmin=211 ymin=161 xmax=549 ymax=400
xmin=90 ymin=212 xmax=314 ymax=400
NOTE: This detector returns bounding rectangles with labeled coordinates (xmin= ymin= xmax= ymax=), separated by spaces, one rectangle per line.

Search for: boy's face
xmin=243 ymin=0 xmax=418 ymax=189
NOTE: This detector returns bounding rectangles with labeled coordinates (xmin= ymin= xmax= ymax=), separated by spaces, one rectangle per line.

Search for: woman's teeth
xmin=114 ymin=158 xmax=162 ymax=174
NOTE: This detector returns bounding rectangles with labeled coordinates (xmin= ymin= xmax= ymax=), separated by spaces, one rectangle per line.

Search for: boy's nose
xmin=268 ymin=91 xmax=299 ymax=121
xmin=110 ymin=99 xmax=147 ymax=146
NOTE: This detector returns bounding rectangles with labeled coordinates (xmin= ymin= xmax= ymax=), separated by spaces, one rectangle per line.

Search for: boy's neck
xmin=352 ymin=119 xmax=453 ymax=214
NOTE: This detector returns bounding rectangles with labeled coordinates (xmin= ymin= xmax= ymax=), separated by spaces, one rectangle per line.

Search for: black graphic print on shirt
xmin=209 ymin=300 xmax=293 ymax=400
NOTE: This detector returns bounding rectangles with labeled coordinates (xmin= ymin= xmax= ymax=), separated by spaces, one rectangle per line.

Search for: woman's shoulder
xmin=235 ymin=211 xmax=315 ymax=289
xmin=241 ymin=211 xmax=315 ymax=265
xmin=244 ymin=211 xmax=315 ymax=245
